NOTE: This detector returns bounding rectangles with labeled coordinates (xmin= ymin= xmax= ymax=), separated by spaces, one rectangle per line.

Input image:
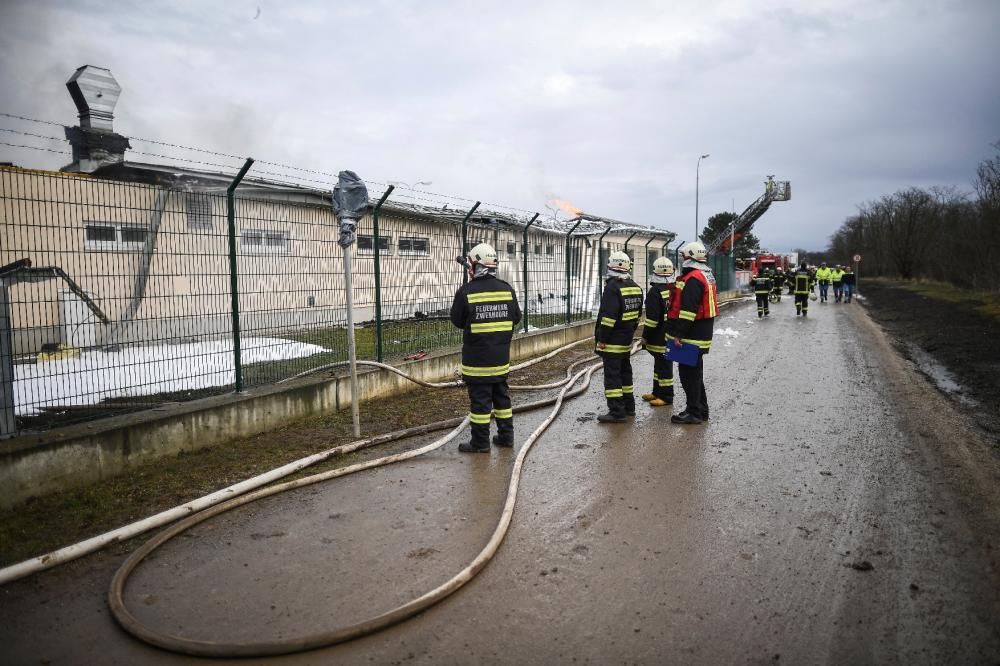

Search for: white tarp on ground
xmin=14 ymin=337 xmax=328 ymax=416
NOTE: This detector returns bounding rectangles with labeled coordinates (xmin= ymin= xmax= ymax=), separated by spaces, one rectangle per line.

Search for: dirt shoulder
xmin=0 ymin=345 xmax=598 ymax=568
xmin=859 ymin=279 xmax=1000 ymax=440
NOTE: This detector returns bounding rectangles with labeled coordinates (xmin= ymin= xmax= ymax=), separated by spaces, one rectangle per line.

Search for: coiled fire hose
xmin=107 ymin=349 xmax=621 ymax=657
xmin=0 ymin=338 xmax=593 ymax=586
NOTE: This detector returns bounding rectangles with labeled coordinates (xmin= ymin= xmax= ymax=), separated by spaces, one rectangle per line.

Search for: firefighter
xmin=842 ymin=265 xmax=856 ymax=302
xmin=815 ymin=262 xmax=832 ymax=302
xmin=793 ymin=261 xmax=814 ymax=316
xmin=771 ymin=267 xmax=785 ymax=302
xmin=752 ymin=267 xmax=772 ymax=318
xmin=831 ymin=265 xmax=845 ymax=302
xmin=450 ymin=243 xmax=522 ymax=452
xmin=640 ymin=257 xmax=674 ymax=407
xmin=595 ymin=250 xmax=643 ymax=423
xmin=666 ymin=241 xmax=717 ymax=425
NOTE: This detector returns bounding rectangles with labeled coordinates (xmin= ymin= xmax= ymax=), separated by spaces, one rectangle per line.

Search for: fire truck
xmin=736 ymin=252 xmax=796 ymax=275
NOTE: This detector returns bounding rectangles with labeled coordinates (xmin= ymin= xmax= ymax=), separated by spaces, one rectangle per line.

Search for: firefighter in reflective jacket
xmin=450 ymin=243 xmax=522 ymax=452
xmin=793 ymin=261 xmax=815 ymax=316
xmin=640 ymin=257 xmax=675 ymax=407
xmin=595 ymin=250 xmax=643 ymax=423
xmin=666 ymin=241 xmax=717 ymax=425
xmin=752 ymin=268 xmax=772 ymax=318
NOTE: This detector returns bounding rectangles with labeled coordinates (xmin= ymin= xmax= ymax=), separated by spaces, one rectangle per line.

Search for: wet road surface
xmin=2 ymin=297 xmax=999 ymax=664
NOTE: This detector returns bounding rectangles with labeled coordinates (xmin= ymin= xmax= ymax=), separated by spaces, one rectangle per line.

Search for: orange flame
xmin=548 ymin=198 xmax=583 ymax=218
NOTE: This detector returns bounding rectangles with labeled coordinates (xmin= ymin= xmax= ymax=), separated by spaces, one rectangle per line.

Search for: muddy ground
xmin=2 ymin=298 xmax=999 ymax=664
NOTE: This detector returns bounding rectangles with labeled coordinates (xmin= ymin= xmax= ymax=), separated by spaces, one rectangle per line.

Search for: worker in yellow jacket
xmin=815 ymin=263 xmax=833 ymax=302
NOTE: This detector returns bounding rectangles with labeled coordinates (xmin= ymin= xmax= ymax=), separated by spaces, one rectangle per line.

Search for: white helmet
xmin=607 ymin=250 xmax=632 ymax=273
xmin=467 ymin=242 xmax=497 ymax=268
xmin=652 ymin=256 xmax=674 ymax=276
xmin=679 ymin=241 xmax=707 ymax=263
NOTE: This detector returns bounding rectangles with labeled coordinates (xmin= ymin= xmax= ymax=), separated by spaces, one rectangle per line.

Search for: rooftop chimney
xmin=62 ymin=65 xmax=130 ymax=173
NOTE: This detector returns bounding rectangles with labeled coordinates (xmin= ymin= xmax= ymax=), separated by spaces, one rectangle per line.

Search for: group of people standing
xmin=449 ymin=240 xmax=718 ymax=452
xmin=751 ymin=261 xmax=856 ymax=319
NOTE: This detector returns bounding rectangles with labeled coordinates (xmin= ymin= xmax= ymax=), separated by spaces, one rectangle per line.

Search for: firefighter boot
xmin=458 ymin=441 xmax=490 ymax=453
xmin=641 ymin=392 xmax=657 ymax=402
xmin=624 ymin=394 xmax=636 ymax=417
xmin=492 ymin=432 xmax=514 ymax=448
xmin=597 ymin=398 xmax=627 ymax=423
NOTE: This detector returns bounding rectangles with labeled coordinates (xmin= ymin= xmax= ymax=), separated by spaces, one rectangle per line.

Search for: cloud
xmin=1 ymin=0 xmax=998 ymax=250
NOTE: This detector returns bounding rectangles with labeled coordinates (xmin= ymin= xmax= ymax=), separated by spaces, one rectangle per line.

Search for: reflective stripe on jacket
xmin=450 ymin=275 xmax=522 ymax=382
xmin=665 ymin=267 xmax=716 ymax=353
xmin=595 ymin=277 xmax=643 ymax=354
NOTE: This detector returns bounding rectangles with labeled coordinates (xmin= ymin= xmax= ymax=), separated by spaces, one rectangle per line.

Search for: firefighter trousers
xmin=755 ymin=293 xmax=770 ymax=317
xmin=599 ymin=350 xmax=634 ymax=414
xmin=678 ymin=352 xmax=709 ymax=420
xmin=467 ymin=380 xmax=513 ymax=447
xmin=648 ymin=350 xmax=674 ymax=401
xmin=795 ymin=294 xmax=810 ymax=315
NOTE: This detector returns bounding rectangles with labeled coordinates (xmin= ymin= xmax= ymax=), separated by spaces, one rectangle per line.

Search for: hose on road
xmin=0 ymin=339 xmax=593 ymax=587
xmin=107 ymin=345 xmax=629 ymax=657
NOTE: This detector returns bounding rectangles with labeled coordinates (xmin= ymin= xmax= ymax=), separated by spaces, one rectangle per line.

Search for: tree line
xmin=824 ymin=143 xmax=1000 ymax=291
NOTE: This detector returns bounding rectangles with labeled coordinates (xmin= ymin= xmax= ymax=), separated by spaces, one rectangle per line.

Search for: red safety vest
xmin=667 ymin=268 xmax=718 ymax=320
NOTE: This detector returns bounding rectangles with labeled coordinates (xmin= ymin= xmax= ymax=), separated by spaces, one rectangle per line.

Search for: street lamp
xmin=695 ymin=154 xmax=710 ymax=240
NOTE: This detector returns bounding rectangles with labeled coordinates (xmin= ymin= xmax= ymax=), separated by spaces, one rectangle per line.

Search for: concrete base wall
xmin=0 ymin=320 xmax=596 ymax=508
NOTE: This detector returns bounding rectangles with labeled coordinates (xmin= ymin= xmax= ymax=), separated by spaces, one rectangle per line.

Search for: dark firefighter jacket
xmin=841 ymin=269 xmax=856 ymax=286
xmin=595 ymin=276 xmax=643 ymax=354
xmin=752 ymin=275 xmax=773 ymax=294
xmin=450 ymin=274 xmax=522 ymax=383
xmin=641 ymin=282 xmax=671 ymax=354
xmin=665 ymin=266 xmax=717 ymax=353
xmin=793 ymin=269 xmax=815 ymax=295
xmin=771 ymin=272 xmax=786 ymax=288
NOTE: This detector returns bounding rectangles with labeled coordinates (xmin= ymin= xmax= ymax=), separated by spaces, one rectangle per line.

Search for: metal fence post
xmin=460 ymin=201 xmax=481 ymax=285
xmin=227 ymin=157 xmax=254 ymax=393
xmin=521 ymin=213 xmax=538 ymax=332
xmin=372 ymin=185 xmax=394 ymax=363
xmin=643 ymin=236 xmax=654 ymax=290
xmin=564 ymin=218 xmax=583 ymax=325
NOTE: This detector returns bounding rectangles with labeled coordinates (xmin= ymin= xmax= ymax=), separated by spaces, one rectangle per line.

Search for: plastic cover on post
xmin=332 ymin=170 xmax=369 ymax=248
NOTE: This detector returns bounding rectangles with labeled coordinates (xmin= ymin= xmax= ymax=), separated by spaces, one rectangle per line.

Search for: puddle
xmin=904 ymin=342 xmax=978 ymax=408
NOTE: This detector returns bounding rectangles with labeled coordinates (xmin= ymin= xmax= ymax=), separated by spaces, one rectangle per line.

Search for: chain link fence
xmin=1 ymin=167 xmax=673 ymax=436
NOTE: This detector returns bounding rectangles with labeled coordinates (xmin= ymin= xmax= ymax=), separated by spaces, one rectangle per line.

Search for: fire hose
xmin=107 ymin=349 xmax=621 ymax=657
xmin=0 ymin=338 xmax=593 ymax=587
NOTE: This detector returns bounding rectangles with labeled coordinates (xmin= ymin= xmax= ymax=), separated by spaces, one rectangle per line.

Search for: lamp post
xmin=695 ymin=153 xmax=710 ymax=240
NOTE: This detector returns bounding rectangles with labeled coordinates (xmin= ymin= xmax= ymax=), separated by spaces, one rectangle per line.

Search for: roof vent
xmin=66 ymin=65 xmax=121 ymax=131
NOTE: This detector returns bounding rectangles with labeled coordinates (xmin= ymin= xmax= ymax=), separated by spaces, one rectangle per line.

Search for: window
xmin=357 ymin=234 xmax=391 ymax=255
xmin=242 ymin=229 xmax=289 ymax=254
xmin=545 ymin=244 xmax=555 ymax=257
xmin=398 ymin=236 xmax=429 ymax=256
xmin=84 ymin=223 xmax=148 ymax=251
xmin=186 ymin=192 xmax=213 ymax=230
xmin=506 ymin=241 xmax=516 ymax=256
xmin=534 ymin=243 xmax=541 ymax=255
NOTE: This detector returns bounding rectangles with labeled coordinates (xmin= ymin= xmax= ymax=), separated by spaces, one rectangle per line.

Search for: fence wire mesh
xmin=1 ymin=166 xmax=673 ymax=436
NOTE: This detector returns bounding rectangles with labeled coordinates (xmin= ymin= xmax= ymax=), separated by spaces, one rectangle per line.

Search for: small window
xmin=506 ymin=241 xmax=516 ymax=256
xmin=398 ymin=236 xmax=429 ymax=256
xmin=84 ymin=223 xmax=147 ymax=251
xmin=534 ymin=243 xmax=541 ymax=255
xmin=242 ymin=229 xmax=289 ymax=254
xmin=545 ymin=244 xmax=555 ymax=256
xmin=357 ymin=235 xmax=391 ymax=255
xmin=85 ymin=225 xmax=116 ymax=243
xmin=186 ymin=192 xmax=213 ymax=230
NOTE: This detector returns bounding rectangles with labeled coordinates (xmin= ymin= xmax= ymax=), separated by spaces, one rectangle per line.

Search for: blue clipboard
xmin=664 ymin=341 xmax=700 ymax=367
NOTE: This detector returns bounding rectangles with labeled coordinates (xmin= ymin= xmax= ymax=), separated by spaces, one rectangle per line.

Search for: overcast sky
xmin=1 ymin=0 xmax=997 ymax=250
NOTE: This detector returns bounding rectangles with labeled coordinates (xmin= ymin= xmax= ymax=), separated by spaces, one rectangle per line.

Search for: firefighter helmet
xmin=467 ymin=243 xmax=498 ymax=268
xmin=607 ymin=250 xmax=632 ymax=273
xmin=679 ymin=241 xmax=707 ymax=262
xmin=652 ymin=256 xmax=674 ymax=276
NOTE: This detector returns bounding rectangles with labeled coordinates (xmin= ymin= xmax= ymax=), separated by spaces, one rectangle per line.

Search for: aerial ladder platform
xmin=707 ymin=176 xmax=791 ymax=255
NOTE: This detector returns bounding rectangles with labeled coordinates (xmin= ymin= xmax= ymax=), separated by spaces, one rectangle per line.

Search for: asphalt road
xmin=2 ymin=296 xmax=999 ymax=665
